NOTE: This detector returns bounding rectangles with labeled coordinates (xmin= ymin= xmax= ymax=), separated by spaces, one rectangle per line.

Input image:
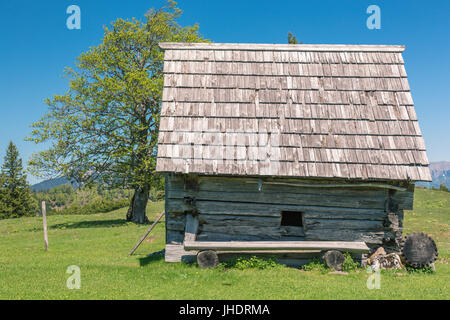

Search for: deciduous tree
xmin=27 ymin=1 xmax=207 ymax=223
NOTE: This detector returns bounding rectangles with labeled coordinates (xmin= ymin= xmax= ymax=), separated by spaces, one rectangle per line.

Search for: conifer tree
xmin=0 ymin=142 xmax=37 ymax=218
xmin=288 ymin=32 xmax=298 ymax=44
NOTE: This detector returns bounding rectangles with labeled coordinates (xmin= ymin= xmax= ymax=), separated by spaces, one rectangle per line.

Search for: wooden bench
xmin=184 ymin=240 xmax=370 ymax=269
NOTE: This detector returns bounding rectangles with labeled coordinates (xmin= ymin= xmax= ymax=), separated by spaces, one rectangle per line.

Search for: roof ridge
xmin=159 ymin=42 xmax=406 ymax=52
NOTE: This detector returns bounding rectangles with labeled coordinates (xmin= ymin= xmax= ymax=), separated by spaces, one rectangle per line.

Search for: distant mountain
xmin=31 ymin=177 xmax=71 ymax=192
xmin=416 ymin=161 xmax=450 ymax=189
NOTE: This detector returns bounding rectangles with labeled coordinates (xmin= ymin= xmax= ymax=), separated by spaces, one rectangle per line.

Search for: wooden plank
xmin=305 ymin=218 xmax=384 ymax=231
xmin=166 ymin=199 xmax=387 ymax=220
xmin=195 ymin=230 xmax=384 ymax=244
xmin=196 ymin=231 xmax=270 ymax=241
xmin=170 ymin=175 xmax=393 ymax=197
xmin=184 ymin=240 xmax=370 ymax=253
xmin=248 ymin=180 xmax=406 ymax=191
xmin=304 ymin=229 xmax=385 ymax=245
xmin=166 ymin=213 xmax=186 ymax=231
xmin=167 ymin=189 xmax=385 ymax=209
xmin=199 ymin=213 xmax=280 ymax=225
xmin=167 ymin=230 xmax=185 ymax=244
xmin=165 ymin=244 xmax=197 ymax=263
xmin=184 ymin=214 xmax=199 ymax=242
xmin=128 ymin=212 xmax=165 ymax=255
xmin=199 ymin=224 xmax=305 ymax=239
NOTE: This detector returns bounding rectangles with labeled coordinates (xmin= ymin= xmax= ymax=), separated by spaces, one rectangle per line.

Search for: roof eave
xmin=159 ymin=42 xmax=406 ymax=52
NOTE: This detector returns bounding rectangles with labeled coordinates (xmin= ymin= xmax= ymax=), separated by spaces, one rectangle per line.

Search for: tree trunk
xmin=126 ymin=185 xmax=150 ymax=224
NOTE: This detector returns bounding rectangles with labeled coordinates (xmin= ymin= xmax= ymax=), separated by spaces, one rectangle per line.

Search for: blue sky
xmin=0 ymin=0 xmax=449 ymax=184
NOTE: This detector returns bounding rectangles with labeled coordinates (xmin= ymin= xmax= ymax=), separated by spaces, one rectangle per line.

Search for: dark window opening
xmin=280 ymin=211 xmax=304 ymax=227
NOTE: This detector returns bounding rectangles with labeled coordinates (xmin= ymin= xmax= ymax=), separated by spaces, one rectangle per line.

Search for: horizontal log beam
xmin=246 ymin=180 xmax=407 ymax=191
xmin=166 ymin=189 xmax=386 ymax=209
xmin=166 ymin=199 xmax=387 ymax=220
xmin=184 ymin=240 xmax=370 ymax=253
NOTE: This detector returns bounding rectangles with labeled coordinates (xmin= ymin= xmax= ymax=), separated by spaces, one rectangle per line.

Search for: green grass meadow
xmin=0 ymin=188 xmax=449 ymax=299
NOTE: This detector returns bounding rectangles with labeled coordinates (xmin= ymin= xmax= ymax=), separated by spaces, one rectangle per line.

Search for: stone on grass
xmin=370 ymin=253 xmax=405 ymax=271
xmin=367 ymin=247 xmax=387 ymax=264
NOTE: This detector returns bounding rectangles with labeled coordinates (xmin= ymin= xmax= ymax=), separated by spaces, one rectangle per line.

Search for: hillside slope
xmin=31 ymin=177 xmax=72 ymax=192
xmin=0 ymin=188 xmax=448 ymax=299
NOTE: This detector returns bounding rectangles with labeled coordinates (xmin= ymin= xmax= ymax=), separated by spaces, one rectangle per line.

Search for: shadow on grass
xmin=50 ymin=219 xmax=129 ymax=230
xmin=139 ymin=249 xmax=165 ymax=266
xmin=27 ymin=217 xmax=163 ymax=232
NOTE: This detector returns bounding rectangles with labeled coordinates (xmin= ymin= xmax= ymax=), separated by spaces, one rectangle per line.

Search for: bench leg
xmin=197 ymin=250 xmax=219 ymax=269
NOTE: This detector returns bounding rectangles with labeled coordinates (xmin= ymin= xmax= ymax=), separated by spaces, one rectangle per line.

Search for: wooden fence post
xmin=42 ymin=201 xmax=49 ymax=251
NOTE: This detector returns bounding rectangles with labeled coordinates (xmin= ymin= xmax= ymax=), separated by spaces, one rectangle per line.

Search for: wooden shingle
xmin=157 ymin=43 xmax=430 ymax=181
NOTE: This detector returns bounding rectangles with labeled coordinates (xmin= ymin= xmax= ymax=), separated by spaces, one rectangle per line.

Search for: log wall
xmin=165 ymin=174 xmax=415 ymax=253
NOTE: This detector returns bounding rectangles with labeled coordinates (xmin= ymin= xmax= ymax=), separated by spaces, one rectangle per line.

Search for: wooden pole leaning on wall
xmin=128 ymin=211 xmax=165 ymax=256
xmin=42 ymin=201 xmax=49 ymax=251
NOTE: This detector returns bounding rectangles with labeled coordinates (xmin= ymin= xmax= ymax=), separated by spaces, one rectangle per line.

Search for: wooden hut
xmin=156 ymin=43 xmax=431 ymax=266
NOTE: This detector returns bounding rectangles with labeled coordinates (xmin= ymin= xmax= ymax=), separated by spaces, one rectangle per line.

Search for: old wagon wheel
xmin=197 ymin=250 xmax=219 ymax=269
xmin=401 ymin=232 xmax=438 ymax=268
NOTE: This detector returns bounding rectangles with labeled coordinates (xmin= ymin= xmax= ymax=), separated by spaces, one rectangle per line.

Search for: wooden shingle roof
xmin=156 ymin=43 xmax=431 ymax=181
